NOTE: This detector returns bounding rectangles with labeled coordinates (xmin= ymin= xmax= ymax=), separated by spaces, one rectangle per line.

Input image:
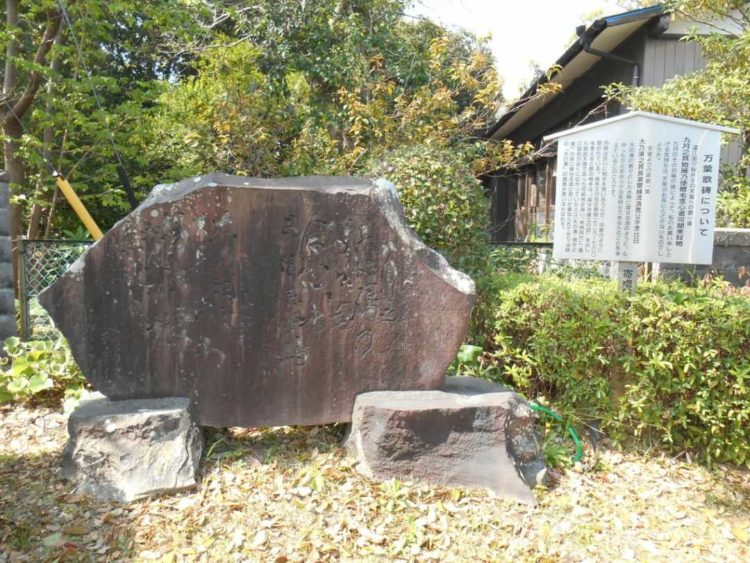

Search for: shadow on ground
xmin=201 ymin=423 xmax=348 ymax=471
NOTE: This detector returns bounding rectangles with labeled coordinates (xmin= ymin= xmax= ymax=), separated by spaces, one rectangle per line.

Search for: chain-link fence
xmin=19 ymin=239 xmax=93 ymax=340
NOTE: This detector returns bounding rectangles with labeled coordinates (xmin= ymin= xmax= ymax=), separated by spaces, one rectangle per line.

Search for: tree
xmin=3 ymin=0 xmax=524 ymax=267
xmin=2 ymin=1 xmax=63 ymax=284
xmin=1 ymin=0 xmax=205 ymax=241
xmin=134 ymin=0 xmax=521 ymax=262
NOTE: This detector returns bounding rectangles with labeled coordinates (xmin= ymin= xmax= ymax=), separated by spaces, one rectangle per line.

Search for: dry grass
xmin=1 ymin=404 xmax=749 ymax=562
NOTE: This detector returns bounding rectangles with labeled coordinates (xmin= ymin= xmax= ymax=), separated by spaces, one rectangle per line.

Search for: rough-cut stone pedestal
xmin=345 ymin=376 xmax=546 ymax=504
xmin=62 ymin=394 xmax=203 ymax=502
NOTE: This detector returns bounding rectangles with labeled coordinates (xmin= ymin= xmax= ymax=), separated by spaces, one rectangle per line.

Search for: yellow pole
xmin=54 ymin=174 xmax=104 ymax=241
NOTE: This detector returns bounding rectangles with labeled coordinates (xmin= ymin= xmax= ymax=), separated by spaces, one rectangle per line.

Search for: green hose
xmin=529 ymin=401 xmax=584 ymax=463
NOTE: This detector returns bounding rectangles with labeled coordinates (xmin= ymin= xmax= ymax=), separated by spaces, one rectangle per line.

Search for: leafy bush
xmin=482 ymin=274 xmax=750 ymax=466
xmin=486 ymin=245 xmax=541 ymax=275
xmin=716 ymin=172 xmax=750 ymax=228
xmin=0 ymin=337 xmax=88 ymax=412
xmin=369 ymin=145 xmax=489 ymax=265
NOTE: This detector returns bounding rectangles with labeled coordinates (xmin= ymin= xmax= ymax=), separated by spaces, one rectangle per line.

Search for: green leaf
xmin=4 ymin=336 xmax=20 ymax=352
xmin=27 ymin=350 xmax=47 ymax=362
xmin=11 ymin=358 xmax=31 ymax=378
xmin=457 ymin=344 xmax=483 ymax=364
xmin=0 ymin=387 xmax=13 ymax=403
xmin=6 ymin=377 xmax=27 ymax=393
xmin=28 ymin=373 xmax=53 ymax=394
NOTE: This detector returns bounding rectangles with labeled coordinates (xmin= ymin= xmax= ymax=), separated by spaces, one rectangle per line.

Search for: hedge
xmin=476 ymin=273 xmax=750 ymax=466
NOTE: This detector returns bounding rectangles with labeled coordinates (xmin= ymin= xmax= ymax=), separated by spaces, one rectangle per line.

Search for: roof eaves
xmin=484 ymin=3 xmax=666 ymax=140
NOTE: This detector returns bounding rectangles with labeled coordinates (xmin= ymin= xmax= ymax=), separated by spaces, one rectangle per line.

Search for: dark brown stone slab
xmin=40 ymin=175 xmax=475 ymax=427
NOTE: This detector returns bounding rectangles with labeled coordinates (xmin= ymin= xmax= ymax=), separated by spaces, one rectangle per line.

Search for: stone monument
xmin=40 ymin=175 xmax=475 ymax=427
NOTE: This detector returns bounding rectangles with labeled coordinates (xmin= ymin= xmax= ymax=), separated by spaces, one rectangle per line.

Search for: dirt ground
xmin=1 ymin=405 xmax=748 ymax=562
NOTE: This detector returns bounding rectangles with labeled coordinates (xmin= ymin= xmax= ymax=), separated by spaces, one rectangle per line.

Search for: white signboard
xmin=545 ymin=111 xmax=739 ymax=265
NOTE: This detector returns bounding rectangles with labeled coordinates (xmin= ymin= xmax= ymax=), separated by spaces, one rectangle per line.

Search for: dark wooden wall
xmin=488 ymin=160 xmax=556 ymax=244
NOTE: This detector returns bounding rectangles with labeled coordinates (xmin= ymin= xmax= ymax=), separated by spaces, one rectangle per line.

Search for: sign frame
xmin=543 ymin=111 xmax=739 ymax=289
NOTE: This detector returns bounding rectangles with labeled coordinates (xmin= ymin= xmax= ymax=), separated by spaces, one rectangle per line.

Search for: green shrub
xmin=486 ymin=246 xmax=541 ymax=274
xmin=470 ymin=271 xmax=533 ymax=348
xmin=0 ymin=337 xmax=88 ymax=412
xmin=368 ymin=144 xmax=489 ymax=267
xmin=717 ymin=172 xmax=750 ymax=228
xmin=484 ymin=274 xmax=750 ymax=466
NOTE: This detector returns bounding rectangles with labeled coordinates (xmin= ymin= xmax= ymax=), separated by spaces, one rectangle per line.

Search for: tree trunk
xmin=27 ymin=28 xmax=64 ymax=240
xmin=3 ymin=125 xmax=24 ymax=297
xmin=3 ymin=0 xmax=19 ymax=96
xmin=43 ymin=187 xmax=59 ymax=238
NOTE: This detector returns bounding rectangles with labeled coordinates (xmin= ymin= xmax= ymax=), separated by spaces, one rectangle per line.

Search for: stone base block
xmin=345 ymin=376 xmax=546 ymax=504
xmin=62 ymin=394 xmax=203 ymax=502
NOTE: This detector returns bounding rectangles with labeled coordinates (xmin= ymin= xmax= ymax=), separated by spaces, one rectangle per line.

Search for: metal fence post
xmin=18 ymin=239 xmax=29 ymax=340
